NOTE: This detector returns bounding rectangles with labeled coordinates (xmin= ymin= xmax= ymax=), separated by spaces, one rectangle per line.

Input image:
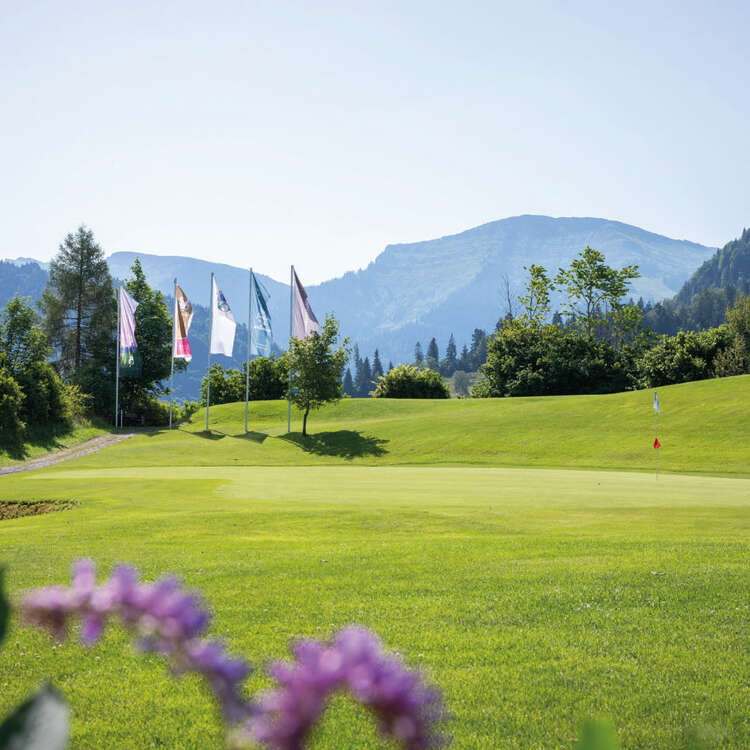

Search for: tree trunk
xmin=76 ymin=251 xmax=84 ymax=372
xmin=302 ymin=404 xmax=310 ymax=436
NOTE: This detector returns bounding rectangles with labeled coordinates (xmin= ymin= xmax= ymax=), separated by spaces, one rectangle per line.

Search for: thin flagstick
xmin=206 ymin=272 xmax=214 ymax=432
xmin=655 ymin=400 xmax=658 ymax=480
xmin=169 ymin=278 xmax=177 ymax=429
xmin=287 ymin=265 xmax=294 ymax=433
xmin=245 ymin=268 xmax=252 ymax=434
xmin=115 ymin=286 xmax=120 ymax=430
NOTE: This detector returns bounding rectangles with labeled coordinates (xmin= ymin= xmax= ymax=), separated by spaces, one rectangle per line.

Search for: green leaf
xmin=574 ymin=719 xmax=621 ymax=750
xmin=0 ymin=684 xmax=69 ymax=750
xmin=0 ymin=567 xmax=8 ymax=647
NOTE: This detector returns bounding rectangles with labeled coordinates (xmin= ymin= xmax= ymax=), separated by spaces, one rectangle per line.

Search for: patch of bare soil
xmin=0 ymin=501 xmax=76 ymax=521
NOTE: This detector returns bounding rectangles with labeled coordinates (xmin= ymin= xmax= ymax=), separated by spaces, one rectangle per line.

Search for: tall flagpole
xmin=245 ymin=268 xmax=253 ymax=434
xmin=115 ymin=285 xmax=120 ymax=430
xmin=287 ymin=265 xmax=294 ymax=433
xmin=169 ymin=278 xmax=177 ymax=429
xmin=206 ymin=272 xmax=214 ymax=432
xmin=654 ymin=391 xmax=659 ymax=480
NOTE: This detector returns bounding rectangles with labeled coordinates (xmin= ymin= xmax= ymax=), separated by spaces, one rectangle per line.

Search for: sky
xmin=1 ymin=0 xmax=748 ymax=284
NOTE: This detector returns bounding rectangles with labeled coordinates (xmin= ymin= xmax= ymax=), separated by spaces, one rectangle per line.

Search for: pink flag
xmin=292 ymin=269 xmax=319 ymax=338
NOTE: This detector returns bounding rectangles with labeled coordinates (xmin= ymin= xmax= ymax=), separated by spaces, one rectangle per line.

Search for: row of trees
xmin=473 ymin=247 xmax=750 ymax=397
xmin=413 ymin=329 xmax=488 ymax=377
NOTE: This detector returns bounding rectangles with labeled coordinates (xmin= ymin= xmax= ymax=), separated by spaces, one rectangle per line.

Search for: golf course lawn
xmin=1 ymin=377 xmax=749 ymax=748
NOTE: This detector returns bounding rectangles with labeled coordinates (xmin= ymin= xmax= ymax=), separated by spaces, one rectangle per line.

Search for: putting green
xmin=2 ymin=463 xmax=749 ymax=748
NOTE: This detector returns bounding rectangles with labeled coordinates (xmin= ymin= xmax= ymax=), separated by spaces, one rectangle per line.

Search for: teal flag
xmin=250 ymin=274 xmax=273 ymax=357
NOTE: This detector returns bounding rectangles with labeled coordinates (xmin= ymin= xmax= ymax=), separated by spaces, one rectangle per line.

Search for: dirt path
xmin=0 ymin=432 xmax=136 ymax=476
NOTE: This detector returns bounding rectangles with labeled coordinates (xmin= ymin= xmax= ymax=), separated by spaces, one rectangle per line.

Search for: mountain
xmin=0 ymin=215 xmax=719 ymax=391
xmin=308 ymin=215 xmax=715 ymax=362
xmin=0 ymin=260 xmax=48 ymax=308
xmin=673 ymin=228 xmax=750 ymax=307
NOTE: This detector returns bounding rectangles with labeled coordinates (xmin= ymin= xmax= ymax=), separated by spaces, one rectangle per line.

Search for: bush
xmin=200 ymin=357 xmax=287 ymax=406
xmin=479 ymin=321 xmax=633 ymax=397
xmin=15 ymin=361 xmax=67 ymax=426
xmin=0 ymin=367 xmax=24 ymax=440
xmin=637 ymin=327 xmax=732 ymax=387
xmin=372 ymin=364 xmax=450 ymax=398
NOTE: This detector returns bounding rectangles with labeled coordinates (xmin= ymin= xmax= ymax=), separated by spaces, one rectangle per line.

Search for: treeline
xmin=474 ymin=248 xmax=750 ymax=397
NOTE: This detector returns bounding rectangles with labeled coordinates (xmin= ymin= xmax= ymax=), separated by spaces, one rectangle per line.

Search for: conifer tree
xmin=343 ymin=367 xmax=354 ymax=396
xmin=441 ymin=334 xmax=458 ymax=376
xmin=414 ymin=342 xmax=424 ymax=365
xmin=359 ymin=356 xmax=372 ymax=397
xmin=372 ymin=349 xmax=384 ymax=380
xmin=426 ymin=338 xmax=439 ymax=371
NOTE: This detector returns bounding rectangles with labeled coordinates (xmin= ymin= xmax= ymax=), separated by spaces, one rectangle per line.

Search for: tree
xmin=39 ymin=226 xmax=115 ymax=387
xmin=414 ymin=342 xmax=424 ymax=366
xmin=518 ymin=264 xmax=553 ymax=326
xmin=343 ymin=367 xmax=354 ymax=396
xmin=358 ymin=356 xmax=372 ymax=397
xmin=387 ymin=361 xmax=394 ymax=372
xmin=286 ymin=315 xmax=350 ymax=436
xmin=0 ymin=367 xmax=24 ymax=442
xmin=714 ymin=294 xmax=750 ymax=376
xmin=118 ymin=259 xmax=174 ymax=414
xmin=554 ymin=247 xmax=640 ymax=338
xmin=200 ymin=357 xmax=287 ymax=405
xmin=372 ymin=364 xmax=450 ymax=399
xmin=372 ymin=349 xmax=384 ymax=381
xmin=0 ymin=296 xmax=68 ymax=426
xmin=441 ymin=334 xmax=458 ymax=376
xmin=458 ymin=344 xmax=471 ymax=371
xmin=426 ymin=338 xmax=439 ymax=371
xmin=469 ymin=329 xmax=487 ymax=370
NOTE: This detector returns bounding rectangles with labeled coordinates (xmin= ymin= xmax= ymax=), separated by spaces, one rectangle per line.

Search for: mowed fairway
xmin=1 ymin=377 xmax=750 ymax=748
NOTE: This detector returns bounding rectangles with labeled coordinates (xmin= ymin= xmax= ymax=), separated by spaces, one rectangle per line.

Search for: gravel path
xmin=0 ymin=432 xmax=135 ymax=476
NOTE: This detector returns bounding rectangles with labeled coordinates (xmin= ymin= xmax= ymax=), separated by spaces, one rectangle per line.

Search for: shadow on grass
xmin=281 ymin=430 xmax=389 ymax=459
xmin=233 ymin=431 xmax=269 ymax=443
xmin=0 ymin=422 xmax=76 ymax=461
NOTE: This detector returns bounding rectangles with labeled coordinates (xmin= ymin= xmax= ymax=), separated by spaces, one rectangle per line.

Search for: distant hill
xmin=0 ymin=260 xmax=48 ymax=309
xmin=673 ymin=227 xmax=750 ymax=306
xmin=0 ymin=215 xmax=719 ymax=393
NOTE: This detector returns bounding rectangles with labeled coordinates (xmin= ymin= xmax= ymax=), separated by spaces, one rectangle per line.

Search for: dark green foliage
xmin=479 ymin=320 xmax=633 ymax=397
xmin=440 ymin=334 xmax=458 ymax=376
xmin=286 ymin=315 xmax=349 ymax=435
xmin=426 ymin=338 xmax=439 ymax=371
xmin=355 ymin=356 xmax=372 ymax=397
xmin=469 ymin=329 xmax=488 ymax=370
xmin=0 ymin=367 xmax=25 ymax=439
xmin=713 ymin=294 xmax=750 ymax=377
xmin=0 ymin=684 xmax=69 ymax=750
xmin=372 ymin=364 xmax=450 ymax=398
xmin=637 ymin=328 xmax=733 ymax=387
xmin=200 ymin=357 xmax=287 ymax=406
xmin=372 ymin=349 xmax=384 ymax=381
xmin=39 ymin=226 xmax=115 ymax=392
xmin=117 ymin=259 xmax=174 ymax=415
xmin=342 ymin=367 xmax=354 ymax=396
xmin=414 ymin=341 xmax=423 ymax=365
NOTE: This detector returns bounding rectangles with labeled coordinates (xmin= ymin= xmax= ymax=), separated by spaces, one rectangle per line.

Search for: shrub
xmin=637 ymin=327 xmax=732 ymax=387
xmin=372 ymin=364 xmax=450 ymax=398
xmin=200 ymin=357 xmax=287 ymax=407
xmin=479 ymin=321 xmax=632 ymax=397
xmin=15 ymin=361 xmax=67 ymax=426
xmin=0 ymin=367 xmax=24 ymax=440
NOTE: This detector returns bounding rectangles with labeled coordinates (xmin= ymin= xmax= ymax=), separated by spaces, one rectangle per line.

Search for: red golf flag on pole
xmin=653 ymin=437 xmax=661 ymax=449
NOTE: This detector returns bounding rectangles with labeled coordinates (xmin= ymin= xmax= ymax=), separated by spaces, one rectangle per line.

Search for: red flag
xmin=653 ymin=437 xmax=661 ymax=449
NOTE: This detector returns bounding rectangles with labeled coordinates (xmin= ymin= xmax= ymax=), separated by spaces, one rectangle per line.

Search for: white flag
xmin=292 ymin=269 xmax=319 ymax=339
xmin=653 ymin=391 xmax=660 ymax=414
xmin=210 ymin=276 xmax=236 ymax=356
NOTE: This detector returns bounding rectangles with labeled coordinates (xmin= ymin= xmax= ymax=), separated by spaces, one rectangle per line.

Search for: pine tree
xmin=343 ymin=367 xmax=354 ymax=395
xmin=359 ymin=356 xmax=372 ymax=397
xmin=469 ymin=328 xmax=487 ymax=370
xmin=372 ymin=349 xmax=384 ymax=381
xmin=441 ymin=333 xmax=458 ymax=376
xmin=414 ymin=342 xmax=423 ymax=365
xmin=39 ymin=226 xmax=116 ymax=414
xmin=426 ymin=337 xmax=439 ymax=371
xmin=458 ymin=344 xmax=471 ymax=371
xmin=388 ymin=361 xmax=394 ymax=372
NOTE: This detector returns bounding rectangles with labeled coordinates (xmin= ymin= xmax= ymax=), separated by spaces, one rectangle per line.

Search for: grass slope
xmin=70 ymin=375 xmax=750 ymax=476
xmin=1 ymin=377 xmax=749 ymax=748
xmin=0 ymin=422 xmax=106 ymax=467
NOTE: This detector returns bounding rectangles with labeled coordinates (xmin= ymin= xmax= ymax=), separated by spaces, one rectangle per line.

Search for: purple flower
xmin=249 ymin=627 xmax=445 ymax=749
xmin=21 ymin=559 xmax=252 ymax=723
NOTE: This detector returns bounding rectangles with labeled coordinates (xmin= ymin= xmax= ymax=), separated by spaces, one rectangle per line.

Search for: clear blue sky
xmin=1 ymin=0 xmax=748 ymax=283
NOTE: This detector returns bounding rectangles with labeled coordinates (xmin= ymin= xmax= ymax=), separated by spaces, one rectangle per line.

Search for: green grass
xmin=69 ymin=375 xmax=750 ymax=476
xmin=0 ymin=421 xmax=107 ymax=467
xmin=1 ymin=377 xmax=749 ymax=748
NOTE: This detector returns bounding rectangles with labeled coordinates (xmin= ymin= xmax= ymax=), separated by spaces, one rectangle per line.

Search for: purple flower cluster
xmin=250 ymin=626 xmax=445 ymax=750
xmin=22 ymin=559 xmax=252 ymax=723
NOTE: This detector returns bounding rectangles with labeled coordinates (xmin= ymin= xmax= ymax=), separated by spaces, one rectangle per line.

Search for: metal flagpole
xmin=287 ymin=265 xmax=294 ymax=433
xmin=655 ymin=395 xmax=658 ymax=480
xmin=115 ymin=285 xmax=120 ymax=430
xmin=245 ymin=268 xmax=252 ymax=434
xmin=169 ymin=278 xmax=177 ymax=429
xmin=206 ymin=272 xmax=214 ymax=432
